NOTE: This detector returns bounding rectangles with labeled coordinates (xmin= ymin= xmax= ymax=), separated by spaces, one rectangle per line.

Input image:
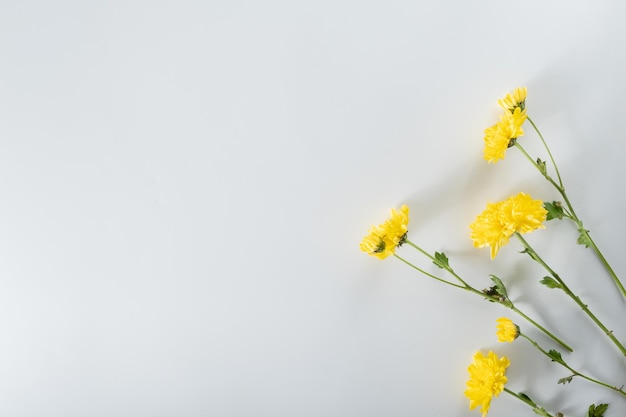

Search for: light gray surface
xmin=1 ymin=1 xmax=625 ymax=416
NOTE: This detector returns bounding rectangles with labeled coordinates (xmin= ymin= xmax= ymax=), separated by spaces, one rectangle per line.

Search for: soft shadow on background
xmin=1 ymin=1 xmax=625 ymax=416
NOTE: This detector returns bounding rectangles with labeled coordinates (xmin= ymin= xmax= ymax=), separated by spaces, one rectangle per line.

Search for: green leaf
xmin=544 ymin=201 xmax=564 ymax=221
xmin=557 ymin=375 xmax=573 ymax=384
xmin=517 ymin=392 xmax=535 ymax=406
xmin=533 ymin=407 xmax=550 ymax=417
xmin=483 ymin=275 xmax=512 ymax=307
xmin=577 ymin=228 xmax=592 ymax=248
xmin=587 ymin=403 xmax=609 ymax=417
xmin=537 ymin=158 xmax=547 ymax=176
xmin=547 ymin=349 xmax=564 ymax=364
xmin=489 ymin=275 xmax=508 ymax=298
xmin=432 ymin=251 xmax=449 ymax=269
xmin=540 ymin=276 xmax=562 ymax=290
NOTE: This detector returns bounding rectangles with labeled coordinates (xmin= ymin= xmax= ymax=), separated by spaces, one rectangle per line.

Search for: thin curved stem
xmin=398 ymin=242 xmax=573 ymax=352
xmin=517 ymin=120 xmax=626 ymax=299
xmin=405 ymin=239 xmax=471 ymax=287
xmin=510 ymin=306 xmax=572 ymax=353
xmin=519 ymin=333 xmax=626 ymax=397
xmin=393 ymin=254 xmax=464 ymax=289
xmin=503 ymin=387 xmax=555 ymax=417
xmin=515 ymin=233 xmax=626 ymax=356
xmin=527 ymin=116 xmax=563 ymax=186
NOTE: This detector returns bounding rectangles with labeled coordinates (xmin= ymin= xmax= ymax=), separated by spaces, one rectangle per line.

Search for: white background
xmin=1 ymin=1 xmax=625 ymax=416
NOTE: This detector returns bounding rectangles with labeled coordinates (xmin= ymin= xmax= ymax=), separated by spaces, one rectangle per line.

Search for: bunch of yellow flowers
xmin=359 ymin=88 xmax=626 ymax=417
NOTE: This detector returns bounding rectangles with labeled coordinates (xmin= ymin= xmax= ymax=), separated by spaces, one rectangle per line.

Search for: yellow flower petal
xmin=483 ymin=124 xmax=510 ymax=164
xmin=483 ymin=89 xmax=528 ymax=163
xmin=360 ymin=205 xmax=409 ymax=260
xmin=496 ymin=318 xmax=520 ymax=343
xmin=464 ymin=351 xmax=510 ymax=417
xmin=469 ymin=200 xmax=512 ymax=259
xmin=500 ymin=107 xmax=527 ymax=139
xmin=498 ymin=87 xmax=527 ymax=112
xmin=470 ymin=193 xmax=546 ymax=259
xmin=500 ymin=192 xmax=547 ymax=234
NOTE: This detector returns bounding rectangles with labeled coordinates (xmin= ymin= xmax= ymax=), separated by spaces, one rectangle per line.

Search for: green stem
xmin=580 ymin=228 xmax=626 ymax=298
xmin=510 ymin=306 xmax=573 ymax=352
xmin=518 ymin=119 xmax=626 ymax=299
xmin=503 ymin=387 xmax=555 ymax=417
xmin=405 ymin=239 xmax=471 ymax=287
xmin=398 ymin=241 xmax=573 ymax=352
xmin=527 ymin=116 xmax=563 ymax=186
xmin=516 ymin=233 xmax=626 ymax=356
xmin=393 ymin=254 xmax=465 ymax=289
xmin=519 ymin=333 xmax=626 ymax=397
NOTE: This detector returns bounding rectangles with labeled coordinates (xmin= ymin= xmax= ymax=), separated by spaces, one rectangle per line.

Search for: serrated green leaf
xmin=544 ymin=201 xmax=564 ymax=221
xmin=540 ymin=276 xmax=562 ymax=289
xmin=548 ymin=349 xmax=564 ymax=364
xmin=558 ymin=375 xmax=573 ymax=384
xmin=588 ymin=403 xmax=609 ymax=417
xmin=489 ymin=275 xmax=508 ymax=297
xmin=432 ymin=251 xmax=449 ymax=269
xmin=577 ymin=229 xmax=592 ymax=248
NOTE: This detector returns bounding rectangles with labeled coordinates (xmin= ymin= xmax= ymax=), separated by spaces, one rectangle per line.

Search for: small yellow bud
xmin=496 ymin=317 xmax=520 ymax=343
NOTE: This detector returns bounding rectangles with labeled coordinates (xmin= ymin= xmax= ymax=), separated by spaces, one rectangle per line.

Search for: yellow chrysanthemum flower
xmin=483 ymin=124 xmax=510 ymax=164
xmin=483 ymin=107 xmax=527 ymax=164
xmin=470 ymin=193 xmax=547 ymax=259
xmin=500 ymin=106 xmax=526 ymax=139
xmin=498 ymin=87 xmax=527 ymax=112
xmin=469 ymin=200 xmax=511 ymax=259
xmin=496 ymin=318 xmax=520 ymax=343
xmin=500 ymin=192 xmax=547 ymax=234
xmin=465 ymin=351 xmax=510 ymax=417
xmin=360 ymin=205 xmax=409 ymax=260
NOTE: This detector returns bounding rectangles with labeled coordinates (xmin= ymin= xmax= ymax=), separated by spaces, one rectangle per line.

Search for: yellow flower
xmin=496 ymin=318 xmax=520 ymax=343
xmin=483 ymin=88 xmax=528 ymax=163
xmin=500 ymin=106 xmax=526 ymax=139
xmin=483 ymin=107 xmax=527 ymax=163
xmin=498 ymin=87 xmax=527 ymax=112
xmin=500 ymin=192 xmax=547 ymax=234
xmin=465 ymin=351 xmax=510 ymax=417
xmin=360 ymin=205 xmax=409 ymax=260
xmin=469 ymin=200 xmax=511 ymax=259
xmin=483 ymin=124 xmax=510 ymax=164
xmin=470 ymin=193 xmax=547 ymax=259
